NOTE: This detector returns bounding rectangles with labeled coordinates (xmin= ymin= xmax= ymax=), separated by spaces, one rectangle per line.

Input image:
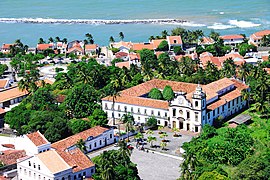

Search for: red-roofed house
xmin=16 ymin=126 xmax=113 ymax=180
xmin=0 ymin=79 xmax=10 ymax=90
xmin=132 ymin=42 xmax=154 ymax=51
xmin=115 ymin=51 xmax=129 ymax=61
xmin=220 ymin=34 xmax=244 ymax=47
xmin=0 ymin=87 xmax=28 ymax=110
xmin=1 ymin=44 xmax=14 ymax=54
xmin=249 ymin=30 xmax=270 ymax=46
xmin=36 ymin=43 xmax=54 ymax=52
xmin=85 ymin=44 xmax=98 ymax=56
xmin=166 ymin=36 xmax=183 ymax=51
xmin=198 ymin=37 xmax=215 ymax=46
xmin=102 ymin=78 xmax=249 ymax=132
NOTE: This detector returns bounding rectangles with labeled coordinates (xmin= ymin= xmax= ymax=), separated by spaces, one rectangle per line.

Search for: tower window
xmin=195 ymin=101 xmax=198 ymax=107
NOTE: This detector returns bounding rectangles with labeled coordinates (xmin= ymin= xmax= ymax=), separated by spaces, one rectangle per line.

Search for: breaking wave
xmin=207 ymin=23 xmax=235 ymax=30
xmin=0 ymin=17 xmax=188 ymax=25
xmin=228 ymin=20 xmax=261 ymax=28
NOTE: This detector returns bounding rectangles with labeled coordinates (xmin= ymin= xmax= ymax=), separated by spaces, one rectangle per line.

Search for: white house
xmin=0 ymin=87 xmax=28 ymax=110
xmin=17 ymin=126 xmax=114 ymax=180
xmin=249 ymin=30 xmax=270 ymax=46
xmin=166 ymin=36 xmax=183 ymax=51
xmin=102 ymin=78 xmax=249 ymax=133
xmin=220 ymin=34 xmax=244 ymax=47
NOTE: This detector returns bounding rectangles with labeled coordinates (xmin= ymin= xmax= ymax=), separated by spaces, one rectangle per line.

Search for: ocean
xmin=0 ymin=0 xmax=269 ymax=47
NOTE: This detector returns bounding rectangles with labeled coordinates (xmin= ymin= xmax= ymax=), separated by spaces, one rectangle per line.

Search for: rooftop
xmin=228 ymin=114 xmax=252 ymax=124
xmin=220 ymin=34 xmax=244 ymax=40
xmin=0 ymin=150 xmax=26 ymax=166
xmin=26 ymin=131 xmax=49 ymax=147
xmin=37 ymin=150 xmax=71 ymax=174
xmin=0 ymin=87 xmax=28 ymax=103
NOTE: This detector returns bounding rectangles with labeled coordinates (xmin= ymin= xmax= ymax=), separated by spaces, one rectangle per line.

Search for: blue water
xmin=0 ymin=0 xmax=269 ymax=46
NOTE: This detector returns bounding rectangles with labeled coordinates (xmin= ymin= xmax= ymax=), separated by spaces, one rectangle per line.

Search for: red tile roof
xmin=37 ymin=43 xmax=54 ymax=51
xmin=0 ymin=150 xmax=26 ymax=165
xmin=1 ymin=44 xmax=13 ymax=50
xmin=1 ymin=144 xmax=15 ymax=149
xmin=129 ymin=53 xmax=140 ymax=61
xmin=85 ymin=44 xmax=98 ymax=50
xmin=115 ymin=52 xmax=128 ymax=58
xmin=26 ymin=131 xmax=49 ymax=146
xmin=0 ymin=80 xmax=8 ymax=89
xmin=0 ymin=87 xmax=28 ymax=103
xmin=200 ymin=37 xmax=214 ymax=45
xmin=167 ymin=36 xmax=183 ymax=45
xmin=220 ymin=34 xmax=244 ymax=40
xmin=152 ymin=39 xmax=166 ymax=49
xmin=132 ymin=43 xmax=154 ymax=51
xmin=51 ymin=126 xmax=109 ymax=151
xmin=251 ymin=30 xmax=270 ymax=40
xmin=115 ymin=61 xmax=130 ymax=69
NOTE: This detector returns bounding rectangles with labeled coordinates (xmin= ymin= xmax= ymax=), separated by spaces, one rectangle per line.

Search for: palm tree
xmin=121 ymin=113 xmax=135 ymax=142
xmin=149 ymin=35 xmax=155 ymax=41
xmin=147 ymin=136 xmax=156 ymax=148
xmin=158 ymin=125 xmax=164 ymax=134
xmin=109 ymin=78 xmax=121 ymax=125
xmin=85 ymin=33 xmax=94 ymax=44
xmin=161 ymin=30 xmax=169 ymax=39
xmin=55 ymin=36 xmax=61 ymax=42
xmin=76 ymin=139 xmax=86 ymax=153
xmin=48 ymin=37 xmax=54 ymax=43
xmin=62 ymin=38 xmax=68 ymax=44
xmin=160 ymin=141 xmax=167 ymax=150
xmin=118 ymin=140 xmax=131 ymax=159
xmin=160 ymin=132 xmax=168 ymax=142
xmin=109 ymin=36 xmax=115 ymax=43
xmin=180 ymin=150 xmax=199 ymax=180
xmin=241 ymin=89 xmax=250 ymax=108
xmin=38 ymin=38 xmax=45 ymax=44
xmin=221 ymin=58 xmax=236 ymax=78
xmin=119 ymin=32 xmax=124 ymax=41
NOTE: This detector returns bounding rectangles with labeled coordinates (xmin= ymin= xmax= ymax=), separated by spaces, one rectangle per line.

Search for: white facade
xmin=223 ymin=38 xmax=244 ymax=47
xmin=102 ymin=101 xmax=170 ymax=127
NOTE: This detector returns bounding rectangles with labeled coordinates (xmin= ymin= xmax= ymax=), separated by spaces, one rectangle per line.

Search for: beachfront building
xmin=102 ymin=78 xmax=249 ymax=132
xmin=249 ymin=30 xmax=270 ymax=46
xmin=167 ymin=36 xmax=183 ymax=51
xmin=16 ymin=126 xmax=113 ymax=180
xmin=220 ymin=34 xmax=244 ymax=47
xmin=0 ymin=44 xmax=13 ymax=54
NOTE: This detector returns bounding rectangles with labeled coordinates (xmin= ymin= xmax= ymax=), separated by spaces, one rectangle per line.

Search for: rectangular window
xmin=213 ymin=110 xmax=215 ymax=116
xmin=173 ymin=109 xmax=176 ymax=117
xmin=131 ymin=107 xmax=133 ymax=112
xmin=208 ymin=113 xmax=210 ymax=119
xmin=232 ymin=99 xmax=235 ymax=106
xmin=118 ymin=105 xmax=120 ymax=110
xmin=105 ymin=103 xmax=108 ymax=110
xmin=158 ymin=111 xmax=160 ymax=116
xmin=195 ymin=112 xmax=198 ymax=121
xmin=222 ymin=105 xmax=224 ymax=111
xmin=94 ymin=142 xmax=96 ymax=147
xmin=228 ymin=101 xmax=231 ymax=108
xmin=89 ymin=144 xmax=92 ymax=149
xmin=151 ymin=110 xmax=154 ymax=115
xmin=138 ymin=108 xmax=140 ymax=114
xmin=83 ymin=172 xmax=86 ymax=176
xmin=195 ymin=101 xmax=198 ymax=107
xmin=110 ymin=134 xmax=112 ymax=138
xmin=124 ymin=106 xmax=127 ymax=112
xmin=144 ymin=109 xmax=147 ymax=115
xmin=100 ymin=140 xmax=102 ymax=145
xmin=165 ymin=112 xmax=167 ymax=117
xmin=217 ymin=107 xmax=219 ymax=114
xmin=187 ymin=111 xmax=190 ymax=119
xmin=138 ymin=117 xmax=140 ymax=120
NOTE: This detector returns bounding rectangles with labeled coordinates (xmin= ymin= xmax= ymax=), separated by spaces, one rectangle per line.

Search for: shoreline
xmin=0 ymin=18 xmax=187 ymax=25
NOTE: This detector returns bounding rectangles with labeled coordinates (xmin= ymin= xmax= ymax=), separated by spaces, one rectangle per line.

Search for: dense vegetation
xmin=180 ymin=106 xmax=270 ymax=180
xmin=92 ymin=141 xmax=140 ymax=180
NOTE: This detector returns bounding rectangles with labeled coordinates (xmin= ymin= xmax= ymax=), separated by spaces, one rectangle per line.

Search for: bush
xmin=148 ymin=88 xmax=163 ymax=100
xmin=146 ymin=117 xmax=157 ymax=129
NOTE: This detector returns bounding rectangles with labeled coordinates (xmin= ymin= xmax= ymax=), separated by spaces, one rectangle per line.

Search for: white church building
xmin=102 ymin=78 xmax=249 ymax=133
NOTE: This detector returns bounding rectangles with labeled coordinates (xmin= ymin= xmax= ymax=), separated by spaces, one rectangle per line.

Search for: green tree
xmin=173 ymin=46 xmax=184 ymax=55
xmin=148 ymin=88 xmax=163 ymax=100
xmin=160 ymin=141 xmax=167 ymax=150
xmin=38 ymin=38 xmax=45 ymax=44
xmin=68 ymin=118 xmax=91 ymax=134
xmin=109 ymin=36 xmax=115 ymax=43
xmin=64 ymin=84 xmax=100 ymax=118
xmin=146 ymin=116 xmax=158 ymax=129
xmin=88 ymin=109 xmax=108 ymax=127
xmin=0 ymin=64 xmax=8 ymax=77
xmin=198 ymin=171 xmax=229 ymax=180
xmin=157 ymin=40 xmax=169 ymax=51
xmin=119 ymin=32 xmax=124 ymax=41
xmin=147 ymin=136 xmax=156 ymax=148
xmin=221 ymin=58 xmax=236 ymax=78
xmin=76 ymin=139 xmax=87 ymax=152
xmin=121 ymin=113 xmax=134 ymax=142
xmin=162 ymin=85 xmax=174 ymax=101
xmin=44 ymin=117 xmax=70 ymax=142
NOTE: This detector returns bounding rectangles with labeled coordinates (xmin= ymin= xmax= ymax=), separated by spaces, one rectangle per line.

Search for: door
xmin=164 ymin=121 xmax=168 ymax=127
xmin=187 ymin=123 xmax=190 ymax=131
xmin=173 ymin=121 xmax=176 ymax=128
xmin=179 ymin=122 xmax=183 ymax=129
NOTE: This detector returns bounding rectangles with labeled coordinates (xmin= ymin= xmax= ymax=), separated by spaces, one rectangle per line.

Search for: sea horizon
xmin=0 ymin=0 xmax=269 ymax=46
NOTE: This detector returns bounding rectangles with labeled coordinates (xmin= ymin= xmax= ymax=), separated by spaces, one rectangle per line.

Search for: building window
xmin=138 ymin=108 xmax=140 ymax=114
xmin=89 ymin=144 xmax=92 ymax=149
xmin=187 ymin=111 xmax=190 ymax=119
xmin=110 ymin=134 xmax=112 ymax=139
xmin=91 ymin=169 xmax=94 ymax=173
xmin=33 ymin=163 xmax=36 ymax=168
xmin=105 ymin=103 xmax=108 ymax=109
xmin=29 ymin=171 xmax=31 ymax=176
xmin=173 ymin=109 xmax=176 ymax=117
xmin=94 ymin=142 xmax=96 ymax=147
xmin=232 ymin=99 xmax=235 ymax=106
xmin=124 ymin=106 xmax=127 ymax=112
xmin=83 ymin=172 xmax=86 ymax=176
xmin=118 ymin=113 xmax=120 ymax=117
xmin=208 ymin=113 xmax=210 ymax=119
xmin=74 ymin=175 xmax=77 ymax=179
xmin=38 ymin=165 xmax=40 ymax=170
xmin=195 ymin=112 xmax=198 ymax=121
xmin=28 ymin=161 xmax=31 ymax=166
xmin=100 ymin=140 xmax=102 ymax=145
xmin=118 ymin=105 xmax=120 ymax=110
xmin=236 ymin=97 xmax=239 ymax=104
xmin=174 ymin=40 xmax=177 ymax=43
xmin=131 ymin=107 xmax=133 ymax=112
xmin=144 ymin=109 xmax=147 ymax=115
xmin=202 ymin=100 xmax=205 ymax=107
xmin=179 ymin=109 xmax=183 ymax=115
xmin=222 ymin=105 xmax=224 ymax=111
xmin=151 ymin=110 xmax=154 ymax=115
xmin=213 ymin=110 xmax=215 ymax=116
xmin=228 ymin=101 xmax=231 ymax=108
xmin=158 ymin=120 xmax=161 ymax=124
xmin=165 ymin=112 xmax=167 ymax=117
xmin=195 ymin=101 xmax=198 ymax=107
xmin=217 ymin=107 xmax=219 ymax=114
xmin=158 ymin=111 xmax=160 ymax=116
xmin=138 ymin=117 xmax=140 ymax=121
